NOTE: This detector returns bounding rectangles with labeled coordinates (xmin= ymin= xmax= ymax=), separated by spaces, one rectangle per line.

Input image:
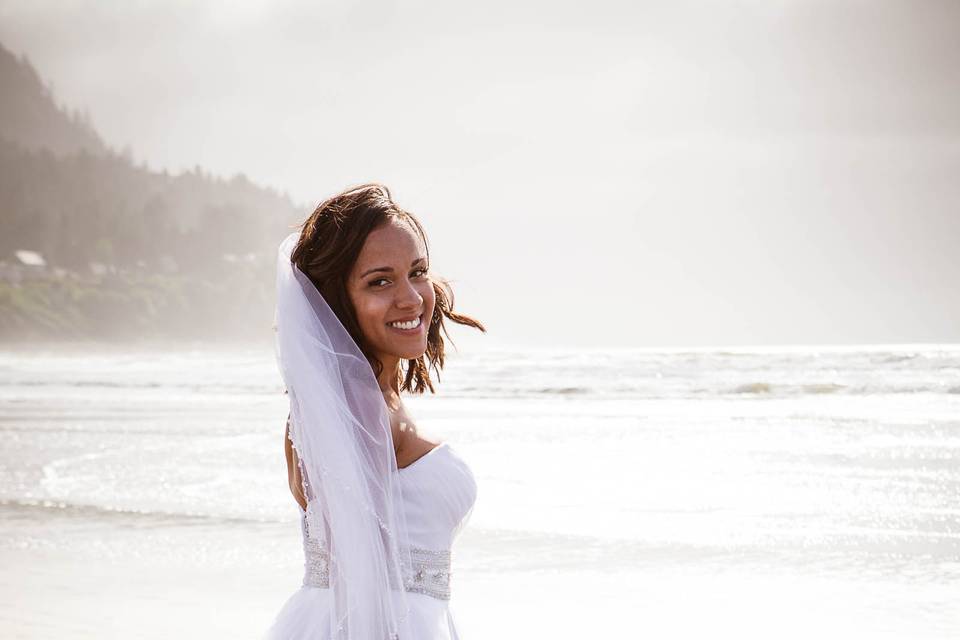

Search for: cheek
xmin=352 ymin=294 xmax=388 ymax=333
xmin=422 ymin=285 xmax=437 ymax=316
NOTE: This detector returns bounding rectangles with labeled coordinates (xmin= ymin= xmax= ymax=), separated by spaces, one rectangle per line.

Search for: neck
xmin=377 ymin=354 xmax=402 ymax=394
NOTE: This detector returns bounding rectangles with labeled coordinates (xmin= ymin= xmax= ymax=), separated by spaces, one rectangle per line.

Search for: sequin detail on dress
xmin=301 ymin=534 xmax=330 ymax=588
xmin=402 ymin=547 xmax=452 ymax=600
xmin=302 ymin=537 xmax=453 ymax=600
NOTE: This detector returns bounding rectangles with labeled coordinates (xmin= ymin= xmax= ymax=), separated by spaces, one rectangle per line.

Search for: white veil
xmin=273 ymin=230 xmax=414 ymax=640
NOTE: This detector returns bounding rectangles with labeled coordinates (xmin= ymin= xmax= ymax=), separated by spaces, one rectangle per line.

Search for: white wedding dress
xmin=264 ymin=442 xmax=478 ymax=639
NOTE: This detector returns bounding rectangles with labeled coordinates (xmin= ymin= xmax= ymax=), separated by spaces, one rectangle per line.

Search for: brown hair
xmin=289 ymin=183 xmax=485 ymax=394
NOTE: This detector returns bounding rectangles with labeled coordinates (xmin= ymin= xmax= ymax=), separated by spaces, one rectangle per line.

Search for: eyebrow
xmin=360 ymin=257 xmax=426 ymax=279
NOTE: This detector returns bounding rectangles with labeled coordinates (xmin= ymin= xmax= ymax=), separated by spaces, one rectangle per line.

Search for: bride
xmin=265 ymin=183 xmax=485 ymax=639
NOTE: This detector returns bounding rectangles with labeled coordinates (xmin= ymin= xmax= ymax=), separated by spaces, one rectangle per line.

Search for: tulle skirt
xmin=263 ymin=584 xmax=461 ymax=639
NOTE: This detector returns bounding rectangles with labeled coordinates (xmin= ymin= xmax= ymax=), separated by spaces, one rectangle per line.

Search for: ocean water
xmin=1 ymin=343 xmax=958 ymax=638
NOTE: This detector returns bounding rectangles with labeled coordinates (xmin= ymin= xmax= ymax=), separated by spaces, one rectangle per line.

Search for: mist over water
xmin=2 ymin=1 xmax=959 ymax=347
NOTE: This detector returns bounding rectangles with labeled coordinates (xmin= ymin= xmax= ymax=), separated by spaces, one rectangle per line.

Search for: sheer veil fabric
xmin=273 ymin=230 xmax=415 ymax=640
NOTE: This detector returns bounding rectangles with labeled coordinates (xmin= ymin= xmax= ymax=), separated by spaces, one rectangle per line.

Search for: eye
xmin=368 ymin=267 xmax=428 ymax=288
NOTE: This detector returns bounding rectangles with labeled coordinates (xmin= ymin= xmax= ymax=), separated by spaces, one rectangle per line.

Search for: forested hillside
xmin=0 ymin=41 xmax=307 ymax=342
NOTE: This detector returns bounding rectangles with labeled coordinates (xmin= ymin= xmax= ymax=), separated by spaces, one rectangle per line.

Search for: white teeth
xmin=388 ymin=316 xmax=421 ymax=330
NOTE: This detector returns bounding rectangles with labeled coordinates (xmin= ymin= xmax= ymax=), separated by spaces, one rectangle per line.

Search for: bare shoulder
xmin=386 ymin=396 xmax=442 ymax=467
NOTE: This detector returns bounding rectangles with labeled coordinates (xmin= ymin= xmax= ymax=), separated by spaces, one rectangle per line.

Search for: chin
xmin=395 ymin=346 xmax=428 ymax=360
xmin=380 ymin=339 xmax=426 ymax=360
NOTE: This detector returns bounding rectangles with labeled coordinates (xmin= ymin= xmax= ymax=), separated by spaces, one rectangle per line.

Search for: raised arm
xmin=284 ymin=412 xmax=307 ymax=511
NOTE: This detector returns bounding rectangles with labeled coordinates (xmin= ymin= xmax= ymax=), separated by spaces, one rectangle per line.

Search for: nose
xmin=396 ymin=279 xmax=423 ymax=310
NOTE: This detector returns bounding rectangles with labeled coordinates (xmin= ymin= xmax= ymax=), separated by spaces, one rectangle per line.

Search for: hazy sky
xmin=1 ymin=0 xmax=958 ymax=348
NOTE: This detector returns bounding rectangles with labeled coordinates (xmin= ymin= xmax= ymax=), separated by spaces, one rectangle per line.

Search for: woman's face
xmin=347 ymin=219 xmax=436 ymax=364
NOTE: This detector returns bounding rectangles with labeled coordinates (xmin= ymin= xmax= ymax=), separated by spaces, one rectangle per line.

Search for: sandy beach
xmin=2 ymin=345 xmax=959 ymax=638
xmin=4 ymin=509 xmax=957 ymax=639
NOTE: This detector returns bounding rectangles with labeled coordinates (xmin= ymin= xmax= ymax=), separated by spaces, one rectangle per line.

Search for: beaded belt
xmin=302 ymin=535 xmax=452 ymax=600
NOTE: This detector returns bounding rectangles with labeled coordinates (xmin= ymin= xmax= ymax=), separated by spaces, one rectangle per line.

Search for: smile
xmin=387 ymin=314 xmax=423 ymax=332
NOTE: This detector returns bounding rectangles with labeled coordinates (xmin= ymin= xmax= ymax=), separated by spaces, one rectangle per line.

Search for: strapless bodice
xmin=394 ymin=442 xmax=478 ymax=550
xmin=266 ymin=441 xmax=478 ymax=639
xmin=295 ymin=441 xmax=477 ymax=598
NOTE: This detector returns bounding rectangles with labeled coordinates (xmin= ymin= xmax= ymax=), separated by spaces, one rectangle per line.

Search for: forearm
xmin=284 ymin=413 xmax=307 ymax=510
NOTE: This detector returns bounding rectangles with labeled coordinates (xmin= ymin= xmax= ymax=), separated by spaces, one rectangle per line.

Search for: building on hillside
xmin=0 ymin=249 xmax=50 ymax=284
xmin=14 ymin=250 xmax=46 ymax=267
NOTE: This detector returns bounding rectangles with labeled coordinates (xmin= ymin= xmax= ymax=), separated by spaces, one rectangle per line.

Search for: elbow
xmin=289 ymin=481 xmax=307 ymax=511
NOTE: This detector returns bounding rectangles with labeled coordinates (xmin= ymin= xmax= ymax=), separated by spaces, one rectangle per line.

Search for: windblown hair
xmin=289 ymin=183 xmax=485 ymax=394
